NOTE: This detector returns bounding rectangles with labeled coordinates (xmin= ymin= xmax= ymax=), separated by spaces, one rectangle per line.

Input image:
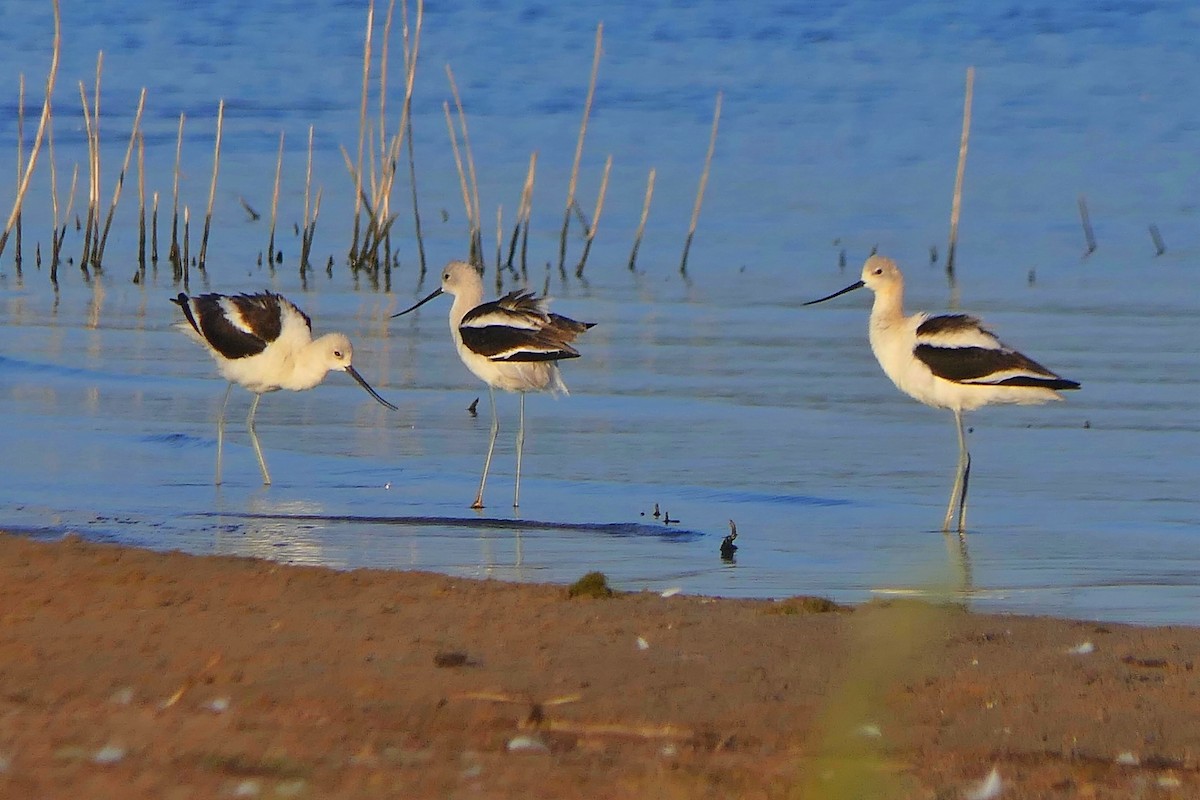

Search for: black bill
xmin=345 ymin=365 xmax=398 ymax=410
xmin=392 ymin=288 xmax=444 ymax=317
xmin=803 ymin=280 xmax=865 ymax=306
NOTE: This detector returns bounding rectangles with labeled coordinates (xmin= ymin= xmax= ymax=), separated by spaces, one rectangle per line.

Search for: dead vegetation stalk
xmin=575 ymin=154 xmax=612 ymax=278
xmin=446 ymin=65 xmax=483 ymax=264
xmin=198 ymin=98 xmax=224 ymax=268
xmin=945 ymin=66 xmax=974 ymax=281
xmin=679 ymin=90 xmax=721 ymax=276
xmin=170 ymin=113 xmax=185 ymax=279
xmin=0 ymin=0 xmax=60 ymax=264
xmin=95 ymin=87 xmax=146 ymax=271
xmin=628 ymin=167 xmax=655 ymax=271
xmin=559 ymin=22 xmax=603 ymax=274
xmin=268 ymin=132 xmax=284 ymax=266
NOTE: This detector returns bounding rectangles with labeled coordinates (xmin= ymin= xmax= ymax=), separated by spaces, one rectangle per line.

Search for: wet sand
xmin=0 ymin=532 xmax=1197 ymax=799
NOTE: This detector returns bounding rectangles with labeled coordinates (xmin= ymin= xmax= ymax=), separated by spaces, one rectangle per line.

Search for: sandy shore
xmin=0 ymin=532 xmax=1197 ymax=798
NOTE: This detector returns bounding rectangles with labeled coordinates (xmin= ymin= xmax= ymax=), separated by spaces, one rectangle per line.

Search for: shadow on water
xmin=197 ymin=511 xmax=705 ymax=542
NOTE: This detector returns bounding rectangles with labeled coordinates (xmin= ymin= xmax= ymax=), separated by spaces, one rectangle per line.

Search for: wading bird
xmin=172 ymin=291 xmax=397 ymax=485
xmin=393 ymin=261 xmax=594 ymax=509
xmin=805 ymin=255 xmax=1080 ymax=532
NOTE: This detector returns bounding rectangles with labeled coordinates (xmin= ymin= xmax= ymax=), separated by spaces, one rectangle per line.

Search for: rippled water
xmin=1 ymin=0 xmax=1198 ymax=624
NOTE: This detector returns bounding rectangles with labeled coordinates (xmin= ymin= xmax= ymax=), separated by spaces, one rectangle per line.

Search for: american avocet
xmin=393 ymin=260 xmax=594 ymax=509
xmin=804 ymin=255 xmax=1080 ymax=532
xmin=172 ymin=291 xmax=397 ymax=486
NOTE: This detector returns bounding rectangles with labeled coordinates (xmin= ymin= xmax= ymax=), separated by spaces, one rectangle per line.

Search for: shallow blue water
xmin=1 ymin=0 xmax=1198 ymax=624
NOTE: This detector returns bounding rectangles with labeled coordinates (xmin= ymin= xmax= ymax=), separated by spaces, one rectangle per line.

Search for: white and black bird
xmin=393 ymin=260 xmax=594 ymax=509
xmin=805 ymin=255 xmax=1080 ymax=532
xmin=171 ymin=291 xmax=397 ymax=485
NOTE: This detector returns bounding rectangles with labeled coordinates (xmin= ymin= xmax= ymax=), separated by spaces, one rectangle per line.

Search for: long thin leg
xmin=942 ymin=408 xmax=969 ymax=532
xmin=246 ymin=393 xmax=271 ymax=486
xmin=957 ymin=451 xmax=971 ymax=533
xmin=473 ymin=387 xmax=499 ymax=509
xmin=514 ymin=392 xmax=526 ymax=508
xmin=215 ymin=383 xmax=233 ymax=485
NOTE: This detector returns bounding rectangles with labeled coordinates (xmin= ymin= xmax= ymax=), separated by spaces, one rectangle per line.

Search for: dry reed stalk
xmin=95 ymin=87 xmax=146 ymax=270
xmin=171 ymin=113 xmax=185 ymax=277
xmin=268 ymin=132 xmax=284 ymax=265
xmin=401 ymin=0 xmax=426 ymax=276
xmin=301 ymin=125 xmax=315 ymax=273
xmin=198 ymin=98 xmax=224 ymax=268
xmin=443 ymin=100 xmax=477 ymax=262
xmin=137 ymin=131 xmax=146 ymax=274
xmin=14 ymin=74 xmax=24 ymax=272
xmin=151 ymin=191 xmax=159 ymax=264
xmin=575 ymin=154 xmax=612 ymax=278
xmin=559 ymin=22 xmax=603 ymax=273
xmin=495 ymin=204 xmax=503 ymax=282
xmin=351 ymin=0 xmax=375 ymax=262
xmin=1078 ymin=194 xmax=1096 ymax=256
xmin=182 ymin=206 xmax=190 ymax=285
xmin=518 ymin=152 xmax=537 ymax=276
xmin=446 ymin=65 xmax=483 ymax=262
xmin=945 ymin=66 xmax=974 ymax=280
xmin=76 ymin=80 xmax=98 ymax=271
xmin=505 ymin=152 xmax=538 ymax=271
xmin=375 ymin=0 xmax=396 ymax=226
xmin=628 ymin=167 xmax=655 ymax=271
xmin=0 ymin=0 xmax=60 ymax=262
xmin=301 ymin=188 xmax=323 ymax=272
xmin=679 ymin=90 xmax=721 ymax=275
xmin=1149 ymin=223 xmax=1165 ymax=256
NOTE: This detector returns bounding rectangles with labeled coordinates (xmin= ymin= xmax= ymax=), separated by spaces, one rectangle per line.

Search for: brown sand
xmin=0 ymin=532 xmax=1197 ymax=799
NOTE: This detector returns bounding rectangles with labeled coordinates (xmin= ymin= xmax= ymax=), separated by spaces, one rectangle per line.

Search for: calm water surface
xmin=0 ymin=1 xmax=1197 ymax=624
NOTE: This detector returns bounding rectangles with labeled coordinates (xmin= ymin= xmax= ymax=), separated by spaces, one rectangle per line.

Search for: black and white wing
xmin=914 ymin=314 xmax=1079 ymax=390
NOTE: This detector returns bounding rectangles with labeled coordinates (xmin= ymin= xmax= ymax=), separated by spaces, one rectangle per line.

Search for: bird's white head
xmin=315 ymin=332 xmax=355 ymax=372
xmin=312 ymin=332 xmax=397 ymax=410
xmin=860 ymin=255 xmax=903 ymax=293
xmin=804 ymin=254 xmax=904 ymax=307
xmin=392 ymin=260 xmax=484 ymax=318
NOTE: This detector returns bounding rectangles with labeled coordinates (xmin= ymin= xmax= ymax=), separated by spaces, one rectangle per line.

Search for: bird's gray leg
xmin=473 ymin=387 xmax=499 ymax=509
xmin=215 ymin=383 xmax=233 ymax=485
xmin=514 ymin=392 xmax=526 ymax=508
xmin=942 ymin=409 xmax=969 ymax=532
xmin=957 ymin=450 xmax=971 ymax=533
xmin=246 ymin=393 xmax=271 ymax=486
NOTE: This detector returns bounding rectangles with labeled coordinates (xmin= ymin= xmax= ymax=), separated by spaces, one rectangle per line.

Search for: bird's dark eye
xmin=333 ymin=350 xmax=343 ymax=358
xmin=443 ymin=273 xmax=450 ymax=281
xmin=873 ymin=268 xmax=883 ymax=275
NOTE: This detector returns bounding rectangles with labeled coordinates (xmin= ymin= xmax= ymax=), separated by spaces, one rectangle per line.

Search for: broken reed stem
xmin=945 ymin=65 xmax=974 ymax=281
xmin=302 ymin=125 xmax=315 ymax=272
xmin=1149 ymin=223 xmax=1165 ymax=256
xmin=77 ymin=79 xmax=98 ymax=272
xmin=351 ymin=0 xmax=375 ymax=262
xmin=151 ymin=191 xmax=159 ymax=264
xmin=136 ymin=132 xmax=146 ymax=275
xmin=15 ymin=75 xmax=24 ymax=272
xmin=575 ymin=154 xmax=613 ymax=278
xmin=559 ymin=22 xmax=603 ymax=274
xmin=198 ymin=98 xmax=224 ymax=268
xmin=300 ymin=188 xmax=323 ymax=272
xmin=628 ymin=167 xmax=656 ymax=271
xmin=443 ymin=100 xmax=476 ymax=262
xmin=402 ymin=0 xmax=426 ymax=277
xmin=182 ymin=206 xmax=190 ymax=285
xmin=96 ymin=86 xmax=146 ymax=271
xmin=446 ymin=64 xmax=483 ymax=264
xmin=171 ymin=113 xmax=185 ymax=278
xmin=374 ymin=0 xmax=396 ymax=226
xmin=495 ymin=204 xmax=503 ymax=279
xmin=1078 ymin=194 xmax=1097 ymax=256
xmin=0 ymin=0 xmax=60 ymax=263
xmin=519 ymin=152 xmax=537 ymax=276
xmin=679 ymin=90 xmax=722 ymax=276
xmin=506 ymin=152 xmax=538 ymax=270
xmin=268 ymin=132 xmax=284 ymax=265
